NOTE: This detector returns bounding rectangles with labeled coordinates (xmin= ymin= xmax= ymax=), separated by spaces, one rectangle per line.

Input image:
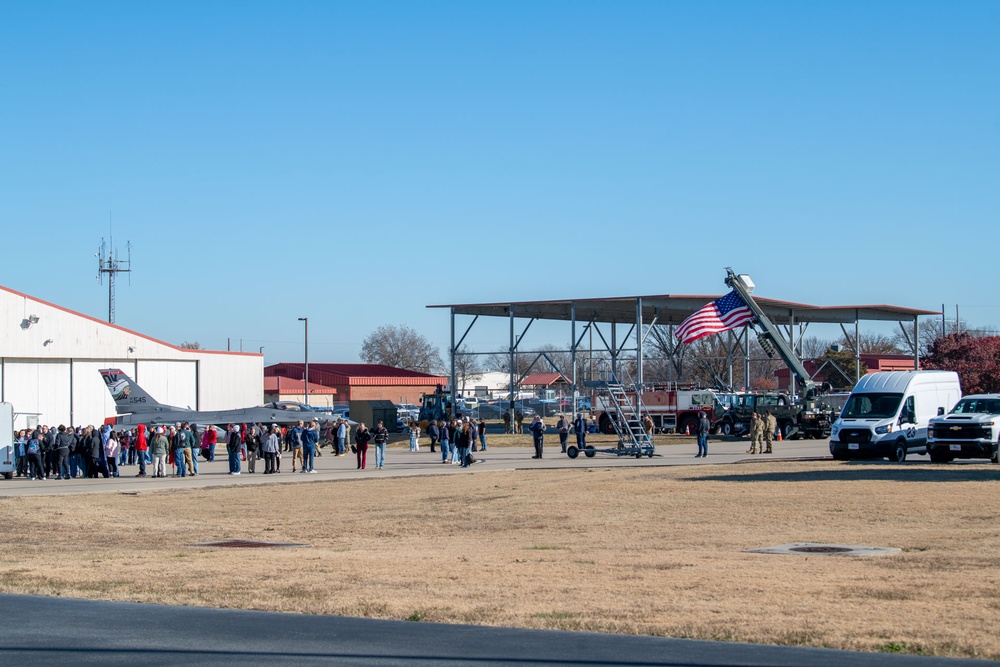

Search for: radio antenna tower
xmin=96 ymin=237 xmax=132 ymax=324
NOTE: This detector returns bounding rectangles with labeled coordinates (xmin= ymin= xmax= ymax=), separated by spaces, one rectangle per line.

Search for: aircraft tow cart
xmin=566 ymin=441 xmax=655 ymax=459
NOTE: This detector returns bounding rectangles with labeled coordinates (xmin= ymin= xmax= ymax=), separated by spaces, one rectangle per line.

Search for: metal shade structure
xmin=428 ymin=290 xmax=941 ymax=417
xmin=430 ymin=294 xmax=937 ymax=326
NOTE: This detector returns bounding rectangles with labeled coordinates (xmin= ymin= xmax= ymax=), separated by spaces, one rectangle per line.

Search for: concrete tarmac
xmin=0 ymin=435 xmax=835 ymax=497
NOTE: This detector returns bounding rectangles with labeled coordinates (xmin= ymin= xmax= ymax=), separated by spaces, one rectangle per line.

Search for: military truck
xmin=715 ymin=391 xmax=835 ymax=440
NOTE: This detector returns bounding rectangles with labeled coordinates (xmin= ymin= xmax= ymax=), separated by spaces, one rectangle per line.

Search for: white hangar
xmin=1 ymin=285 xmax=263 ymax=430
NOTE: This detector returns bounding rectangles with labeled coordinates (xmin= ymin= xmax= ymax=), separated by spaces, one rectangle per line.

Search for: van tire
xmin=2 ymin=471 xmax=11 ymax=480
xmin=892 ymin=440 xmax=907 ymax=463
xmin=992 ymin=445 xmax=999 ymax=464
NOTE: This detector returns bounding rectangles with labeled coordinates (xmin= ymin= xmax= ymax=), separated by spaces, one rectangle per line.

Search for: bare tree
xmin=179 ymin=341 xmax=201 ymax=349
xmin=838 ymin=332 xmax=902 ymax=355
xmin=360 ymin=325 xmax=444 ymax=373
xmin=798 ymin=336 xmax=833 ymax=359
xmin=486 ymin=343 xmax=573 ymax=378
xmin=452 ymin=352 xmax=484 ymax=395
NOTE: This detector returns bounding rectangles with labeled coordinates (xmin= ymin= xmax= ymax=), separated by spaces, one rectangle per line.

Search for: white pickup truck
xmin=926 ymin=394 xmax=1000 ymax=463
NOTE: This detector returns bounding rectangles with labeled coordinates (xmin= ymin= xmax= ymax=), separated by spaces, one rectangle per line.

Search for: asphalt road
xmin=0 ymin=593 xmax=988 ymax=666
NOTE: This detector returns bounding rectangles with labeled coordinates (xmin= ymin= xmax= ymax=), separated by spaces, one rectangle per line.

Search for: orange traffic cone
xmin=777 ymin=429 xmax=783 ymax=441
xmin=685 ymin=423 xmax=691 ymax=436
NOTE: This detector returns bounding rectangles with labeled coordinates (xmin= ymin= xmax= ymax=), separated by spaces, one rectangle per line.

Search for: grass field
xmin=1 ymin=453 xmax=998 ymax=660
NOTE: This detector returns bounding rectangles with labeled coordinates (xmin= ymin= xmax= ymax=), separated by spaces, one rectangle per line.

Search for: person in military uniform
xmin=763 ymin=411 xmax=777 ymax=453
xmin=747 ymin=412 xmax=763 ymax=454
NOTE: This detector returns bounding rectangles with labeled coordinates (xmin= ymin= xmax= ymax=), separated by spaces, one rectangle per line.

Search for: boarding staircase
xmin=589 ymin=367 xmax=654 ymax=456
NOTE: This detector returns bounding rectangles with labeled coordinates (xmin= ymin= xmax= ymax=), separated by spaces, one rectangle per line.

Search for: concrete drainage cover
xmin=189 ymin=540 xmax=310 ymax=549
xmin=746 ymin=542 xmax=901 ymax=557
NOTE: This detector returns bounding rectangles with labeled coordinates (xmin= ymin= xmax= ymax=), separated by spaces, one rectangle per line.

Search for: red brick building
xmin=263 ymin=376 xmax=339 ymax=408
xmin=265 ymin=363 xmax=447 ymax=404
xmin=774 ymin=354 xmax=917 ymax=389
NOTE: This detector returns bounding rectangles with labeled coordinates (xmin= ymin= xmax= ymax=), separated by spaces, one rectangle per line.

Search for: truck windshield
xmin=950 ymin=398 xmax=1000 ymax=414
xmin=841 ymin=393 xmax=903 ymax=419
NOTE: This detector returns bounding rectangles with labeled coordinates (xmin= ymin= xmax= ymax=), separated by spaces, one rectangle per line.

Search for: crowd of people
xmin=422 ymin=416 xmax=488 ymax=468
xmin=10 ymin=411 xmax=734 ymax=480
xmin=10 ymin=417 xmax=358 ymax=480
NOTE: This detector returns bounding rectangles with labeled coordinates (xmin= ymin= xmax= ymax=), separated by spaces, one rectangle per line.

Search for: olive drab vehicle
xmin=715 ymin=391 xmax=836 ymax=440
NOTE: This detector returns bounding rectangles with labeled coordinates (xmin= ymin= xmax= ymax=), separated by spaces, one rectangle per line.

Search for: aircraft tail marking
xmin=99 ymin=368 xmax=160 ymax=413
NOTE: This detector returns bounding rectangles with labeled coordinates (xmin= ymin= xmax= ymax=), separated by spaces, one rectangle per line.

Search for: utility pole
xmin=96 ymin=237 xmax=132 ymax=324
xmin=298 ymin=317 xmax=309 ymax=405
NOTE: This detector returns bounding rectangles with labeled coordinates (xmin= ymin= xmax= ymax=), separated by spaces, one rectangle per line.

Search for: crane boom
xmin=724 ymin=268 xmax=818 ymax=398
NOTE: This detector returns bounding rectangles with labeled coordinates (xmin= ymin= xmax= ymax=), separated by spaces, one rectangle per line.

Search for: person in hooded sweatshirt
xmin=227 ymin=424 xmax=242 ymax=475
xmin=104 ymin=430 xmax=120 ymax=477
xmin=134 ymin=424 xmax=148 ymax=477
xmin=55 ymin=425 xmax=75 ymax=480
xmin=149 ymin=426 xmax=170 ymax=478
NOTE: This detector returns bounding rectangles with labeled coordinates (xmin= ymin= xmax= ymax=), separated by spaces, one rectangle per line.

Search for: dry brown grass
xmin=1 ymin=460 xmax=999 ymax=659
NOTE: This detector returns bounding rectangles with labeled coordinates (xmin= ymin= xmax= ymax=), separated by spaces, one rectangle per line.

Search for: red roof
xmin=263 ymin=377 xmax=338 ymax=395
xmin=774 ymin=354 xmax=918 ymax=382
xmin=522 ymin=373 xmax=571 ymax=387
xmin=266 ymin=363 xmax=447 ymax=387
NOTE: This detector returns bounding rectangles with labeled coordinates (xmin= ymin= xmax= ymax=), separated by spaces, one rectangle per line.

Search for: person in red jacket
xmin=134 ymin=423 xmax=148 ymax=477
xmin=203 ymin=424 xmax=218 ymax=462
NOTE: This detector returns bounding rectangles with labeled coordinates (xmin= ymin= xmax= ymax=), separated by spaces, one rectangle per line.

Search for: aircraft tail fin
xmin=99 ymin=368 xmax=160 ymax=413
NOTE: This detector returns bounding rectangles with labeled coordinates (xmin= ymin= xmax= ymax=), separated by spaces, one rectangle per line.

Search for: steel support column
xmin=450 ymin=307 xmax=456 ymax=419
xmin=855 ymin=313 xmax=861 ymax=383
xmin=571 ymin=302 xmax=577 ymax=414
xmin=789 ymin=311 xmax=796 ymax=396
xmin=744 ymin=326 xmax=751 ymax=390
xmin=509 ymin=306 xmax=516 ymax=415
xmin=635 ymin=297 xmax=643 ymax=390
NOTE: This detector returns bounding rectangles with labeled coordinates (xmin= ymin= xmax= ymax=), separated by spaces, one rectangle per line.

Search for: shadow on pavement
xmin=682 ymin=463 xmax=1000 ymax=484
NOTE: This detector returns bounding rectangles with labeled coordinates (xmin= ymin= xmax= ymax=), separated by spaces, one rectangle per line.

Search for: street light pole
xmin=298 ymin=317 xmax=309 ymax=406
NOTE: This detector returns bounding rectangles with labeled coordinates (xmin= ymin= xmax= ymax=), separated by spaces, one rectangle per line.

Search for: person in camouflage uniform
xmin=763 ymin=411 xmax=777 ymax=454
xmin=747 ymin=412 xmax=764 ymax=454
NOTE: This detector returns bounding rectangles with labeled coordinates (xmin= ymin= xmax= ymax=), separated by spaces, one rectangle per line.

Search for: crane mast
xmin=725 ymin=268 xmax=818 ymax=398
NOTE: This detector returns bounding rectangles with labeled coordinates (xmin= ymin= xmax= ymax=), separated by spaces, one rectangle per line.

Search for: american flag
xmin=674 ymin=290 xmax=754 ymax=344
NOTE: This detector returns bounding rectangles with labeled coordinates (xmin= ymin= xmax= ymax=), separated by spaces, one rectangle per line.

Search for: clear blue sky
xmin=2 ymin=1 xmax=997 ymax=363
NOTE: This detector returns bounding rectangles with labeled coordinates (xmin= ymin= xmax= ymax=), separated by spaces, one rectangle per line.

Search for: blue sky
xmin=2 ymin=1 xmax=997 ymax=363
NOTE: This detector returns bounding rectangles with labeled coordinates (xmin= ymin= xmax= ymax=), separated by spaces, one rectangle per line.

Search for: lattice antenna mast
xmin=96 ymin=237 xmax=132 ymax=324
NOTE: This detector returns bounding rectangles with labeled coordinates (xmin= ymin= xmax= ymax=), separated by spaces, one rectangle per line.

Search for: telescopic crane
xmin=725 ymin=268 xmax=820 ymax=399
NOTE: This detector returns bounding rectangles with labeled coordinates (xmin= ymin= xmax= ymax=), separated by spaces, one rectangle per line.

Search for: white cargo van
xmin=0 ymin=402 xmax=14 ymax=480
xmin=829 ymin=371 xmax=961 ymax=462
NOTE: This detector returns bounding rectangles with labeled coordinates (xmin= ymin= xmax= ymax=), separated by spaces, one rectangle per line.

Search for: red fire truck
xmin=593 ymin=387 xmax=729 ymax=436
